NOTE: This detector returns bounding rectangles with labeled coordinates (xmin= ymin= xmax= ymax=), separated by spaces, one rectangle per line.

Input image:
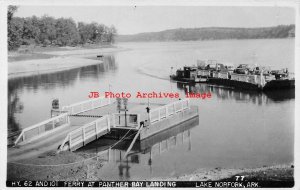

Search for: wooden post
xmin=107 ymin=116 xmax=110 ymax=131
xmin=158 ymin=110 xmax=161 ymax=121
xmin=165 ymin=106 xmax=168 ymax=117
xmin=69 ymin=135 xmax=72 ymax=151
xmin=175 ymin=135 xmax=177 ymax=145
xmin=82 ymin=127 xmax=86 ymax=145
xmin=67 ymin=115 xmax=70 ymax=125
xmin=137 ymin=114 xmax=140 ymax=129
xmin=158 ymin=142 xmax=161 ymax=154
xmin=166 ymin=139 xmax=168 ymax=150
xmin=113 ymin=114 xmax=116 ymax=128
xmin=181 ymin=101 xmax=183 ymax=112
xmin=173 ymin=103 xmax=176 ymax=113
xmin=95 ymin=120 xmax=99 ymax=138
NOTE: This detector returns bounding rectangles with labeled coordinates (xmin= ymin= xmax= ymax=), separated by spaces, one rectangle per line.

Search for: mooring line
xmin=109 ymin=129 xmax=133 ymax=149
xmin=8 ymin=130 xmax=138 ymax=167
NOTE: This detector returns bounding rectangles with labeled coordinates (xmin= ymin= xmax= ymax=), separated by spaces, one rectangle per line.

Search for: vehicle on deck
xmin=224 ymin=63 xmax=235 ymax=74
xmin=234 ymin=64 xmax=251 ymax=74
xmin=271 ymin=68 xmax=289 ymax=79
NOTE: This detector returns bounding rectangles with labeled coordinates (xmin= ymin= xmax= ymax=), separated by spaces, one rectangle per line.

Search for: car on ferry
xmin=234 ymin=64 xmax=251 ymax=74
xmin=224 ymin=63 xmax=235 ymax=74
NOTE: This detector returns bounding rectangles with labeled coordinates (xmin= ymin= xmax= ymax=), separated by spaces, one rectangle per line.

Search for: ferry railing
xmin=212 ymin=71 xmax=219 ymax=78
xmin=212 ymin=71 xmax=229 ymax=79
xmin=231 ymin=73 xmax=249 ymax=82
xmin=289 ymin=72 xmax=295 ymax=80
xmin=112 ymin=113 xmax=140 ymax=129
xmin=59 ymin=115 xmax=110 ymax=151
xmin=219 ymin=72 xmax=229 ymax=79
xmin=14 ymin=113 xmax=70 ymax=146
xmin=230 ymin=73 xmax=266 ymax=86
xmin=149 ymin=99 xmax=190 ymax=123
xmin=62 ymin=97 xmax=111 ymax=115
xmin=198 ymin=70 xmax=210 ymax=77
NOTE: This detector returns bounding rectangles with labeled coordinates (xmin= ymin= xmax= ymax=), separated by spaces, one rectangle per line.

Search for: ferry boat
xmin=170 ymin=60 xmax=295 ymax=91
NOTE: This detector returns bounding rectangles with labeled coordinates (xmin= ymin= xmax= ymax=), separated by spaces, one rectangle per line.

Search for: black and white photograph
xmin=1 ymin=0 xmax=299 ymax=188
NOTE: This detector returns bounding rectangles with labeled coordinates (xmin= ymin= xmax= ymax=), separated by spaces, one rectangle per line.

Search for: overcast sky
xmin=15 ymin=6 xmax=295 ymax=35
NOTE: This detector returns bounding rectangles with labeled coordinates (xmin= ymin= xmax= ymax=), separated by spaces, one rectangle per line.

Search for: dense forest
xmin=8 ymin=6 xmax=117 ymax=50
xmin=117 ymin=25 xmax=295 ymax=42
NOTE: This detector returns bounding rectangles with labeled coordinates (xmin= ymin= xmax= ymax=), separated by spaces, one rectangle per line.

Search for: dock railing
xmin=149 ymin=99 xmax=190 ymax=123
xmin=59 ymin=115 xmax=110 ymax=151
xmin=14 ymin=113 xmax=70 ymax=146
xmin=62 ymin=97 xmax=111 ymax=115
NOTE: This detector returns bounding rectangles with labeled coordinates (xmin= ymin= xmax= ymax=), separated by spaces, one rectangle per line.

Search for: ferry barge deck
xmin=170 ymin=61 xmax=295 ymax=91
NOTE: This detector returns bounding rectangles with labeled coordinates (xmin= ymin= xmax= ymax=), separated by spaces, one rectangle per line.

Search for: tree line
xmin=117 ymin=25 xmax=295 ymax=42
xmin=8 ymin=6 xmax=117 ymax=50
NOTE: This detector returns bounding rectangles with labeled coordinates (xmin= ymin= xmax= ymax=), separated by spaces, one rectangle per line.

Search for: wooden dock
xmin=8 ymin=97 xmax=198 ymax=162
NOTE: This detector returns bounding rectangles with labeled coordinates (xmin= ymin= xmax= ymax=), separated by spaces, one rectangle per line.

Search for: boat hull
xmin=170 ymin=75 xmax=295 ymax=91
xmin=170 ymin=75 xmax=207 ymax=83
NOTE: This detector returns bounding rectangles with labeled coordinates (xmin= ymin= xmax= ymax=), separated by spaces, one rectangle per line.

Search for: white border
xmin=0 ymin=0 xmax=299 ymax=190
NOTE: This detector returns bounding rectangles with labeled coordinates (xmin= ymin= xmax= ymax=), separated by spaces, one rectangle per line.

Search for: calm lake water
xmin=8 ymin=39 xmax=295 ymax=180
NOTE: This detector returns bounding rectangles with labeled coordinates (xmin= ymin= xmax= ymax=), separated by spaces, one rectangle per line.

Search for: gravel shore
xmin=8 ymin=149 xmax=294 ymax=182
xmin=7 ymin=151 xmax=105 ymax=181
xmin=8 ymin=46 xmax=127 ymax=79
xmin=152 ymin=164 xmax=294 ymax=182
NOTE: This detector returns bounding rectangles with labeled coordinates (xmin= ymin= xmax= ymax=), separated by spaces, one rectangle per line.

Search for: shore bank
xmin=7 ymin=148 xmax=294 ymax=182
xmin=7 ymin=151 xmax=105 ymax=181
xmin=152 ymin=164 xmax=294 ymax=182
xmin=8 ymin=46 xmax=128 ymax=79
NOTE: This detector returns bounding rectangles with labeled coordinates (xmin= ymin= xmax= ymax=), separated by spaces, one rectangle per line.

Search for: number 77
xmin=235 ymin=176 xmax=245 ymax=181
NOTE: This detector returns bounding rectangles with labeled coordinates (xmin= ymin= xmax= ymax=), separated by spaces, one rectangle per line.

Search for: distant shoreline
xmin=116 ymin=37 xmax=295 ymax=44
xmin=117 ymin=25 xmax=295 ymax=42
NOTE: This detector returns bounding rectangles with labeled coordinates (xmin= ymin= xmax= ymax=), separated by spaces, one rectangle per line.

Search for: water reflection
xmin=79 ymin=55 xmax=118 ymax=80
xmin=77 ymin=116 xmax=199 ymax=180
xmin=7 ymin=89 xmax=23 ymax=142
xmin=8 ymin=55 xmax=117 ymax=91
xmin=7 ymin=55 xmax=117 ymax=143
xmin=176 ymin=82 xmax=295 ymax=105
